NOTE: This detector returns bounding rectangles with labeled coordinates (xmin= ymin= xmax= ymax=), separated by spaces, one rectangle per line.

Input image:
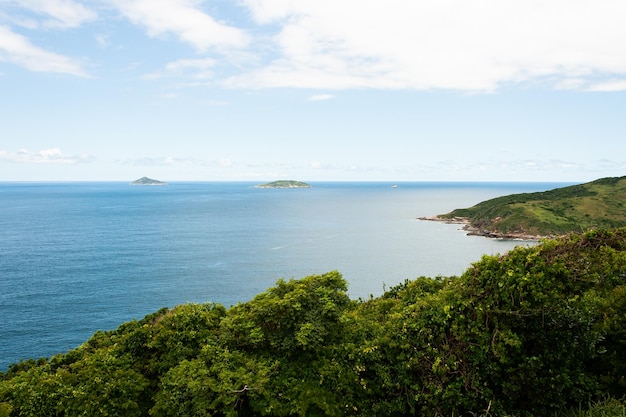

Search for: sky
xmin=1 ymin=0 xmax=626 ymax=182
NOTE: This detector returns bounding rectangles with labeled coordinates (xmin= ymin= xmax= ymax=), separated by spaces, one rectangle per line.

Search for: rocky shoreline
xmin=418 ymin=215 xmax=544 ymax=241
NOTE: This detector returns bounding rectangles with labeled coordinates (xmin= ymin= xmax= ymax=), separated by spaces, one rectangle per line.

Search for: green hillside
xmin=130 ymin=177 xmax=167 ymax=186
xmin=438 ymin=176 xmax=626 ymax=238
xmin=2 ymin=228 xmax=626 ymax=416
xmin=255 ymin=180 xmax=311 ymax=188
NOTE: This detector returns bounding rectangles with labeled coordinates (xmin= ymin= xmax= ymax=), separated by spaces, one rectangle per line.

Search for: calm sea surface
xmin=0 ymin=181 xmax=568 ymax=370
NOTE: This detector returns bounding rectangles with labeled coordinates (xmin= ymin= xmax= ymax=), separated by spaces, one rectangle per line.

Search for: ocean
xmin=0 ymin=181 xmax=568 ymax=370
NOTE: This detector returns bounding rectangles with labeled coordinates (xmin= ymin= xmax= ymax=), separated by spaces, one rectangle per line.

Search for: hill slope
xmin=130 ymin=177 xmax=166 ymax=186
xmin=435 ymin=176 xmax=626 ymax=238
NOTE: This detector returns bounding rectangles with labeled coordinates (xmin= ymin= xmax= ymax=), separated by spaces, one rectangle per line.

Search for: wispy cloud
xmin=586 ymin=79 xmax=626 ymax=92
xmin=17 ymin=0 xmax=95 ymax=28
xmin=110 ymin=0 xmax=249 ymax=53
xmin=144 ymin=58 xmax=217 ymax=80
xmin=446 ymin=158 xmax=626 ymax=179
xmin=95 ymin=34 xmax=109 ymax=48
xmin=127 ymin=156 xmax=188 ymax=167
xmin=120 ymin=156 xmax=237 ymax=168
xmin=0 ymin=0 xmax=96 ymax=29
xmin=218 ymin=158 xmax=233 ymax=167
xmin=3 ymin=0 xmax=626 ymax=92
xmin=230 ymin=0 xmax=626 ymax=92
xmin=0 ymin=26 xmax=89 ymax=76
xmin=307 ymin=94 xmax=334 ymax=101
xmin=0 ymin=148 xmax=95 ymax=164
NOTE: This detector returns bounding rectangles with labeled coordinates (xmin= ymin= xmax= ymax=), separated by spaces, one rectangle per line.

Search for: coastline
xmin=418 ymin=215 xmax=544 ymax=241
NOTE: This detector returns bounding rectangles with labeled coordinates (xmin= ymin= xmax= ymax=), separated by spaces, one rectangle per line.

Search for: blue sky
xmin=1 ymin=0 xmax=626 ymax=182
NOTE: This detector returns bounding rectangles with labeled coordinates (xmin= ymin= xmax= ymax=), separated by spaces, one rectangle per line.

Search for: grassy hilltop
xmin=437 ymin=176 xmax=626 ymax=238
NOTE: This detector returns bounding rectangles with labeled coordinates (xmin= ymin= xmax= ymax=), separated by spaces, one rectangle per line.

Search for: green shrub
xmin=3 ymin=231 xmax=626 ymax=416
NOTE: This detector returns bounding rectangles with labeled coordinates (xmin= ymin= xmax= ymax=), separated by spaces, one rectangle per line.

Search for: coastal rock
xmin=418 ymin=215 xmax=542 ymax=241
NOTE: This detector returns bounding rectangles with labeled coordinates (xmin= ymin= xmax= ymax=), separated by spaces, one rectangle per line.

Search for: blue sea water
xmin=0 ymin=181 xmax=568 ymax=370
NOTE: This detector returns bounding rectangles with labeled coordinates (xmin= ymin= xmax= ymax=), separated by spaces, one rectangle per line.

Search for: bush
xmin=2 ymin=231 xmax=626 ymax=416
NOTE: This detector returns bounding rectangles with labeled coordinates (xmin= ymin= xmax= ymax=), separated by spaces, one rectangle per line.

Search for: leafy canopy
xmin=3 ymin=231 xmax=626 ymax=416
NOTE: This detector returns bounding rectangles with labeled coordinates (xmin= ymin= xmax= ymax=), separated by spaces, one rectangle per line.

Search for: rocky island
xmin=255 ymin=180 xmax=311 ymax=189
xmin=420 ymin=176 xmax=626 ymax=240
xmin=130 ymin=177 xmax=167 ymax=186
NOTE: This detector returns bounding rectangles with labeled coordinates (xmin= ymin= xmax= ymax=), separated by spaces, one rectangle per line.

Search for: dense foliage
xmin=255 ymin=180 xmax=311 ymax=188
xmin=3 ymin=228 xmax=626 ymax=416
xmin=438 ymin=176 xmax=626 ymax=237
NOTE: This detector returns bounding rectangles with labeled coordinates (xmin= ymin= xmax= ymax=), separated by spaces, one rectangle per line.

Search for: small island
xmin=130 ymin=177 xmax=167 ymax=186
xmin=255 ymin=180 xmax=311 ymax=189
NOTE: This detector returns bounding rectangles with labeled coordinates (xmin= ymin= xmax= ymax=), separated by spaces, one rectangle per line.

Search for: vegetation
xmin=255 ymin=180 xmax=311 ymax=188
xmin=130 ymin=177 xmax=167 ymax=186
xmin=3 ymin=228 xmax=626 ymax=416
xmin=437 ymin=176 xmax=626 ymax=238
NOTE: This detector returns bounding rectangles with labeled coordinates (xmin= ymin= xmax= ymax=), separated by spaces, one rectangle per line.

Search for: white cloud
xmin=306 ymin=160 xmax=370 ymax=173
xmin=307 ymin=94 xmax=334 ymax=101
xmin=218 ymin=158 xmax=233 ymax=167
xmin=95 ymin=34 xmax=109 ymax=48
xmin=165 ymin=58 xmax=216 ymax=72
xmin=145 ymin=57 xmax=217 ymax=80
xmin=111 ymin=0 xmax=249 ymax=52
xmin=229 ymin=0 xmax=626 ymax=91
xmin=0 ymin=0 xmax=96 ymax=29
xmin=129 ymin=156 xmax=188 ymax=166
xmin=169 ymin=58 xmax=215 ymax=78
xmin=0 ymin=148 xmax=94 ymax=164
xmin=3 ymin=0 xmax=626 ymax=92
xmin=597 ymin=159 xmax=626 ymax=170
xmin=121 ymin=156 xmax=238 ymax=168
xmin=10 ymin=0 xmax=96 ymax=28
xmin=474 ymin=158 xmax=590 ymax=174
xmin=586 ymin=79 xmax=626 ymax=92
xmin=0 ymin=26 xmax=89 ymax=76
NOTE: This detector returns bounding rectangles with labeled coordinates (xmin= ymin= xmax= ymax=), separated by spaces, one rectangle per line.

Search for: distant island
xmin=255 ymin=180 xmax=311 ymax=189
xmin=130 ymin=177 xmax=167 ymax=186
xmin=421 ymin=176 xmax=626 ymax=240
